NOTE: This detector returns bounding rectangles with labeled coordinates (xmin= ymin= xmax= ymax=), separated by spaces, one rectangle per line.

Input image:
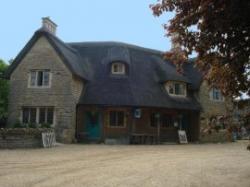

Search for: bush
xmin=0 ymin=117 xmax=7 ymax=128
xmin=41 ymin=123 xmax=51 ymax=128
xmin=27 ymin=123 xmax=36 ymax=128
xmin=13 ymin=121 xmax=24 ymax=128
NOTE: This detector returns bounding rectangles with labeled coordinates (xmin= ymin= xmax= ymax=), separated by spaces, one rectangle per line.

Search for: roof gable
xmin=5 ymin=29 xmax=88 ymax=81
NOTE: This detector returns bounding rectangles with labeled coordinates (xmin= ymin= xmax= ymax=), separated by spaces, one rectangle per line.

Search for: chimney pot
xmin=42 ymin=17 xmax=57 ymax=35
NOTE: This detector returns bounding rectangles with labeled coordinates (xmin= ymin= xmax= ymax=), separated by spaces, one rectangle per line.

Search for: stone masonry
xmin=197 ymin=81 xmax=233 ymax=130
xmin=7 ymin=36 xmax=84 ymax=143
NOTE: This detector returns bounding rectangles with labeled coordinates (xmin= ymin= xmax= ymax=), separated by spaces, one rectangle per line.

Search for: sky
xmin=0 ymin=0 xmax=174 ymax=63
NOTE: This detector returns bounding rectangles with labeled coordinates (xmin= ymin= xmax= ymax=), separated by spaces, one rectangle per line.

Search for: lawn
xmin=0 ymin=141 xmax=249 ymax=187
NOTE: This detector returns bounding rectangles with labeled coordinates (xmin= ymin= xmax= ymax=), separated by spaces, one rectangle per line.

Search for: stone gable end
xmin=8 ymin=36 xmax=84 ymax=143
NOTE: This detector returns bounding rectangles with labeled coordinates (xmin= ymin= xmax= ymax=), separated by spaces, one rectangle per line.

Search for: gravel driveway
xmin=0 ymin=141 xmax=249 ymax=187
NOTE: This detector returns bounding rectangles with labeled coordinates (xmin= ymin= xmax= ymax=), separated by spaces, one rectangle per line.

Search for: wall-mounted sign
xmin=134 ymin=108 xmax=141 ymax=118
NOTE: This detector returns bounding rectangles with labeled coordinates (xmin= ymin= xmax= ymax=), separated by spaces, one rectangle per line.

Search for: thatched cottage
xmin=5 ymin=18 xmax=233 ymax=143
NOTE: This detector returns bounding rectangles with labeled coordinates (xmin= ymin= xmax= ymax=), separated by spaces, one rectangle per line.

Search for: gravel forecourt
xmin=0 ymin=141 xmax=249 ymax=187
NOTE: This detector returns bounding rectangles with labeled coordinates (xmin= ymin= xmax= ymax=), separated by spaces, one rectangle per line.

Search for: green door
xmin=85 ymin=111 xmax=101 ymax=140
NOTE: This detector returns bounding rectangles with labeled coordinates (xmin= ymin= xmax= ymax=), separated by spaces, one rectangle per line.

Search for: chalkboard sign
xmin=178 ymin=130 xmax=188 ymax=144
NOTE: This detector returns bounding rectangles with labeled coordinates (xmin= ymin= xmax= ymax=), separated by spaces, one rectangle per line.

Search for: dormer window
xmin=210 ymin=88 xmax=224 ymax=102
xmin=165 ymin=81 xmax=187 ymax=97
xmin=111 ymin=62 xmax=125 ymax=75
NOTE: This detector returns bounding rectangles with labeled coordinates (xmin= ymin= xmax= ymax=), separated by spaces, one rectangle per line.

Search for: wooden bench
xmin=130 ymin=133 xmax=157 ymax=144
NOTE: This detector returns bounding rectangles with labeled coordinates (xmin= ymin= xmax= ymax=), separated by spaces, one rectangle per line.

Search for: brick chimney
xmin=42 ymin=17 xmax=57 ymax=35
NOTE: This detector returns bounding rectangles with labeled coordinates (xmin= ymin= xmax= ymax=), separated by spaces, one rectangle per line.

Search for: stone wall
xmin=0 ymin=128 xmax=54 ymax=148
xmin=197 ymin=81 xmax=233 ymax=128
xmin=8 ymin=36 xmax=84 ymax=143
xmin=71 ymin=76 xmax=84 ymax=103
xmin=200 ymin=129 xmax=232 ymax=143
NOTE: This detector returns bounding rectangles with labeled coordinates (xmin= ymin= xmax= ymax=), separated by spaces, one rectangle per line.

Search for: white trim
xmin=36 ymin=108 xmax=39 ymax=124
xmin=111 ymin=62 xmax=125 ymax=75
xmin=165 ymin=81 xmax=187 ymax=97
xmin=28 ymin=70 xmax=52 ymax=88
xmin=21 ymin=107 xmax=55 ymax=125
xmin=209 ymin=88 xmax=225 ymax=102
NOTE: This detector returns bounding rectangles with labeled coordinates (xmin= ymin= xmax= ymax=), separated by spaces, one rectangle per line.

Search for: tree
xmin=150 ymin=0 xmax=250 ymax=97
xmin=0 ymin=59 xmax=9 ymax=119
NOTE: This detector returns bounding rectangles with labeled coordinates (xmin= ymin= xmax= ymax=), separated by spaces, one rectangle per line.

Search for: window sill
xmin=209 ymin=99 xmax=225 ymax=102
xmin=168 ymin=94 xmax=187 ymax=97
xmin=111 ymin=72 xmax=125 ymax=75
xmin=28 ymin=86 xmax=51 ymax=89
xmin=107 ymin=125 xmax=126 ymax=128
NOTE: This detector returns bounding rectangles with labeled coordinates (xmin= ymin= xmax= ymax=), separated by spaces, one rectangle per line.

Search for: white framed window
xmin=111 ymin=62 xmax=125 ymax=75
xmin=28 ymin=70 xmax=51 ymax=88
xmin=165 ymin=81 xmax=187 ymax=97
xmin=22 ymin=107 xmax=54 ymax=125
xmin=210 ymin=88 xmax=224 ymax=102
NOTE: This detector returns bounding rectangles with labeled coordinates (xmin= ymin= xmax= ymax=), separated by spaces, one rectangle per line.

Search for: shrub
xmin=41 ymin=123 xmax=51 ymax=128
xmin=13 ymin=121 xmax=24 ymax=128
xmin=28 ymin=123 xmax=37 ymax=128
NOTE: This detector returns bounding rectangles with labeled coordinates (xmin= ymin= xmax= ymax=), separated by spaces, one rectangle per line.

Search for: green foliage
xmin=13 ymin=121 xmax=24 ymax=128
xmin=27 ymin=123 xmax=37 ymax=128
xmin=151 ymin=0 xmax=250 ymax=97
xmin=41 ymin=123 xmax=51 ymax=128
xmin=12 ymin=121 xmax=52 ymax=129
xmin=0 ymin=59 xmax=9 ymax=118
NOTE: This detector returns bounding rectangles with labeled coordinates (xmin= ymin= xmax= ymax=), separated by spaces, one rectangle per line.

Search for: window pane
xmin=117 ymin=111 xmax=124 ymax=126
xmin=39 ymin=108 xmax=46 ymax=124
xmin=216 ymin=92 xmax=219 ymax=100
xmin=30 ymin=108 xmax=37 ymax=123
xmin=112 ymin=63 xmax=125 ymax=74
xmin=173 ymin=83 xmax=185 ymax=95
xmin=47 ymin=108 xmax=54 ymax=124
xmin=161 ymin=115 xmax=173 ymax=128
xmin=117 ymin=64 xmax=123 ymax=72
xmin=150 ymin=113 xmax=158 ymax=127
xmin=113 ymin=64 xmax=118 ymax=72
xmin=213 ymin=88 xmax=216 ymax=99
xmin=109 ymin=111 xmax=116 ymax=126
xmin=30 ymin=71 xmax=36 ymax=86
xmin=180 ymin=84 xmax=184 ymax=95
xmin=22 ymin=108 xmax=29 ymax=123
xmin=175 ymin=84 xmax=180 ymax=95
xmin=43 ymin=71 xmax=50 ymax=86
xmin=169 ymin=84 xmax=174 ymax=94
xmin=212 ymin=88 xmax=222 ymax=100
xmin=37 ymin=71 xmax=43 ymax=86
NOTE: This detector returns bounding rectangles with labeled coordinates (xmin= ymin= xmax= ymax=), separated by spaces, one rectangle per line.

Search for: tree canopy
xmin=0 ymin=59 xmax=9 ymax=118
xmin=151 ymin=0 xmax=250 ymax=97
